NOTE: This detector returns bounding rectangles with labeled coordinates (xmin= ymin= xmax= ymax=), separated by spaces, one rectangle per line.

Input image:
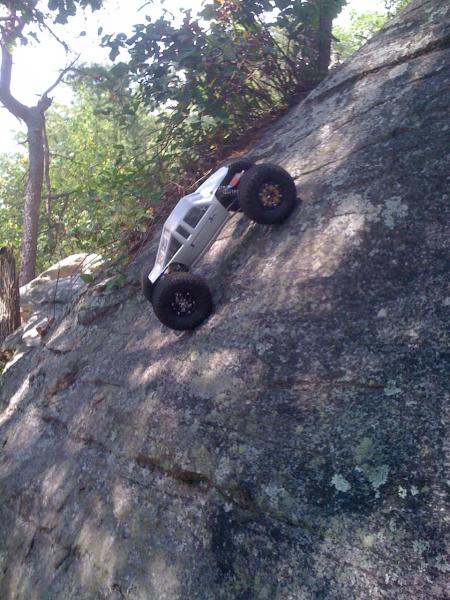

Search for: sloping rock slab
xmin=0 ymin=1 xmax=449 ymax=599
xmin=20 ymin=253 xmax=103 ymax=322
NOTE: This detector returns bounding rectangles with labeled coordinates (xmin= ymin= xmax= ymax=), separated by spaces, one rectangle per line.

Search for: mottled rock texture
xmin=0 ymin=1 xmax=449 ymax=598
xmin=1 ymin=254 xmax=104 ymax=358
xmin=19 ymin=253 xmax=104 ymax=323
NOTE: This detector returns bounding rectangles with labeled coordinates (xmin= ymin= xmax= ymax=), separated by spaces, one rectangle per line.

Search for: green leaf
xmin=80 ymin=273 xmax=94 ymax=284
xmin=115 ymin=273 xmax=127 ymax=288
xmin=110 ymin=62 xmax=129 ymax=78
xmin=106 ymin=273 xmax=127 ymax=290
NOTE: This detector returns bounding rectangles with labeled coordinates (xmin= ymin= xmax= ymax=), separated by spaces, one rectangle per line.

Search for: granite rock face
xmin=19 ymin=253 xmax=104 ymax=323
xmin=1 ymin=254 xmax=104 ymax=357
xmin=0 ymin=1 xmax=449 ymax=598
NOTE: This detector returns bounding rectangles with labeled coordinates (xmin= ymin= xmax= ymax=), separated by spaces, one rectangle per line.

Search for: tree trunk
xmin=1 ymin=42 xmax=53 ymax=287
xmin=19 ymin=108 xmax=46 ymax=285
xmin=0 ymin=247 xmax=21 ymax=347
xmin=318 ymin=1 xmax=333 ymax=75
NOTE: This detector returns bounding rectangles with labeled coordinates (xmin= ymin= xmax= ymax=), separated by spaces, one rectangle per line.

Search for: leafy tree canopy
xmin=0 ymin=66 xmax=159 ymax=273
xmin=0 ymin=0 xmax=102 ymax=37
xmin=101 ymin=0 xmax=347 ymax=170
xmin=0 ymin=0 xmax=104 ymax=283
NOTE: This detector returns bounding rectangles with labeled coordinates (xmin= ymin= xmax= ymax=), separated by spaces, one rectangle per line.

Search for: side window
xmin=184 ymin=207 xmax=207 ymax=228
xmin=176 ymin=225 xmax=190 ymax=239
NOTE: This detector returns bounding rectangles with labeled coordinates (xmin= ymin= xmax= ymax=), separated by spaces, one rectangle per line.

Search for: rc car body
xmin=148 ymin=165 xmax=233 ymax=286
xmin=141 ymin=161 xmax=297 ymax=330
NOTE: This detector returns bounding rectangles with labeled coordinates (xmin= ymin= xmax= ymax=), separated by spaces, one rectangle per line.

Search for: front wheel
xmin=152 ymin=272 xmax=213 ymax=330
xmin=237 ymin=163 xmax=297 ymax=224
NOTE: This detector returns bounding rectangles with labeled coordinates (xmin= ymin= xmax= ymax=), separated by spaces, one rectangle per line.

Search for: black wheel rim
xmin=171 ymin=291 xmax=197 ymax=317
xmin=258 ymin=182 xmax=283 ymax=209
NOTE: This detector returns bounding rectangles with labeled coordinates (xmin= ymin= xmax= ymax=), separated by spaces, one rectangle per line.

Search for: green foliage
xmin=103 ymin=1 xmax=347 ymax=165
xmin=0 ymin=68 xmax=161 ymax=273
xmin=333 ymin=10 xmax=387 ymax=61
xmin=47 ymin=1 xmax=103 ymax=24
xmin=42 ymin=79 xmax=159 ymax=266
xmin=383 ymin=0 xmax=411 ymax=16
xmin=333 ymin=0 xmax=412 ymax=62
xmin=79 ymin=273 xmax=94 ymax=284
xmin=106 ymin=271 xmax=127 ymax=289
xmin=118 ymin=0 xmax=344 ymax=109
xmin=0 ymin=153 xmax=27 ymax=257
xmin=0 ymin=0 xmax=104 ymax=281
xmin=0 ymin=1 xmax=102 ymax=35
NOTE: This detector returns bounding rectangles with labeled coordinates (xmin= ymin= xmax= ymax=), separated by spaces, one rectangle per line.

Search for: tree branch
xmin=38 ymin=18 xmax=70 ymax=53
xmin=38 ymin=55 xmax=80 ymax=108
xmin=0 ymin=43 xmax=29 ymax=121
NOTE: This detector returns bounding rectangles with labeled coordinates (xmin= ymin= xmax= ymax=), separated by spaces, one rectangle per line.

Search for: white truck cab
xmin=149 ymin=166 xmax=231 ymax=284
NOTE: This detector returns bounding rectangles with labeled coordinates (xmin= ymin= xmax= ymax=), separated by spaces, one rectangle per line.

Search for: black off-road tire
xmin=152 ymin=272 xmax=213 ymax=330
xmin=140 ymin=268 xmax=154 ymax=302
xmin=237 ymin=163 xmax=297 ymax=224
xmin=217 ymin=159 xmax=254 ymax=211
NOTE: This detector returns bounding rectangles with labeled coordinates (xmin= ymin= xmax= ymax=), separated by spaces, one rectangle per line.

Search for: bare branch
xmin=40 ymin=55 xmax=80 ymax=103
xmin=138 ymin=1 xmax=155 ymax=11
xmin=47 ymin=191 xmax=78 ymax=200
xmin=39 ymin=19 xmax=70 ymax=53
xmin=0 ymin=43 xmax=29 ymax=121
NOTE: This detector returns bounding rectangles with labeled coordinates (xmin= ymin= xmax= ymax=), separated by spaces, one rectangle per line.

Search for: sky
xmin=0 ymin=0 xmax=387 ymax=154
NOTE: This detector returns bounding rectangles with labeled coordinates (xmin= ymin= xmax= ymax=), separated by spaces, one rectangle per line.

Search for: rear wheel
xmin=237 ymin=163 xmax=297 ymax=224
xmin=152 ymin=272 xmax=213 ymax=330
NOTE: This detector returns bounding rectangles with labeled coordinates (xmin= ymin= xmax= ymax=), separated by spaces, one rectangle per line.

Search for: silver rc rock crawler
xmin=141 ymin=161 xmax=297 ymax=330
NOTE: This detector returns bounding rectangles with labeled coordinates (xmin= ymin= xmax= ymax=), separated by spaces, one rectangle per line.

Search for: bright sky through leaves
xmin=0 ymin=0 xmax=387 ymax=154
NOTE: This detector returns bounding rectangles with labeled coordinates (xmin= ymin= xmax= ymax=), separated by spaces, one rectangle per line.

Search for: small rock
xmin=22 ymin=317 xmax=52 ymax=347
